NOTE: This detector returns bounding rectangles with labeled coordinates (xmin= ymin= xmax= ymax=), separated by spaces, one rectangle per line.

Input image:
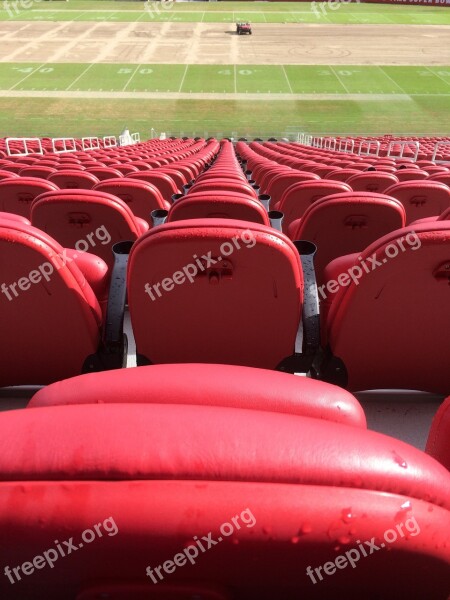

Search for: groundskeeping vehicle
xmin=236 ymin=21 xmax=252 ymax=35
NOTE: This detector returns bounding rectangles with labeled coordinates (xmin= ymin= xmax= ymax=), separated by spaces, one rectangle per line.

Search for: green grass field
xmin=1 ymin=1 xmax=449 ymax=24
xmin=1 ymin=63 xmax=450 ymax=94
xmin=0 ymin=1 xmax=449 ymax=137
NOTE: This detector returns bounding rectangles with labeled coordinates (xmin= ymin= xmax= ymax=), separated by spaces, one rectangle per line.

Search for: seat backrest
xmin=265 ymin=172 xmax=320 ymax=207
xmin=325 ymin=222 xmax=450 ymax=393
xmin=128 ymin=170 xmax=179 ymax=201
xmin=384 ymin=181 xmax=450 ymax=224
xmin=29 ymin=363 xmax=367 ymax=428
xmin=394 ymin=169 xmax=429 ymax=182
xmin=0 ymin=218 xmax=101 ymax=386
xmin=290 ymin=192 xmax=406 ymax=285
xmin=30 ymin=189 xmax=143 ymax=268
xmin=18 ymin=165 xmax=57 ymax=178
xmin=426 ymin=396 xmax=450 ymax=470
xmin=128 ymin=219 xmax=302 ymax=368
xmin=327 ymin=168 xmax=360 ymax=182
xmin=427 ymin=172 xmax=450 ymax=186
xmin=188 ymin=179 xmax=258 ymax=199
xmin=86 ymin=167 xmax=124 ymax=181
xmin=278 ymin=180 xmax=352 ymax=230
xmin=48 ymin=169 xmax=100 ymax=190
xmin=0 ymin=177 xmax=59 ymax=218
xmin=94 ymin=178 xmax=170 ymax=223
xmin=0 ymin=401 xmax=449 ymax=599
xmin=168 ymin=192 xmax=270 ymax=225
xmin=346 ymin=172 xmax=399 ymax=193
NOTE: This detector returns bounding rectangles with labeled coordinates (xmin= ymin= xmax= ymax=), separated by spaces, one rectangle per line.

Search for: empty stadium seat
xmin=128 ymin=171 xmax=180 ymax=201
xmin=30 ymin=189 xmax=149 ymax=268
xmin=0 ymin=391 xmax=448 ymax=599
xmin=345 ymin=172 xmax=399 ymax=193
xmin=384 ymin=181 xmax=450 ymax=224
xmin=29 ymin=363 xmax=367 ymax=428
xmin=0 ymin=217 xmax=123 ymax=387
xmin=126 ymin=219 xmax=306 ymax=369
xmin=426 ymin=396 xmax=450 ymax=471
xmin=159 ymin=191 xmax=271 ymax=225
xmin=320 ymin=222 xmax=450 ymax=394
xmin=0 ymin=177 xmax=59 ymax=218
xmin=94 ymin=178 xmax=170 ymax=224
xmin=287 ymin=192 xmax=406 ymax=285
xmin=48 ymin=169 xmax=100 ymax=190
xmin=276 ymin=180 xmax=352 ymax=231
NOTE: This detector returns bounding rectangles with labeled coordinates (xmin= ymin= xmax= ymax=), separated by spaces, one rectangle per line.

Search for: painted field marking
xmin=122 ymin=63 xmax=142 ymax=91
xmin=282 ymin=65 xmax=293 ymax=95
xmin=329 ymin=66 xmax=351 ymax=94
xmin=178 ymin=64 xmax=189 ymax=93
xmin=377 ymin=66 xmax=408 ymax=94
xmin=8 ymin=63 xmax=45 ymax=90
xmin=65 ymin=62 xmax=95 ymax=91
xmin=425 ymin=66 xmax=450 ymax=87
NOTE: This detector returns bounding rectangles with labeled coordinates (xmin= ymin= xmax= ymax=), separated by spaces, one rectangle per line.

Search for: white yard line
xmin=122 ymin=63 xmax=141 ymax=92
xmin=425 ymin=66 xmax=450 ymax=87
xmin=377 ymin=66 xmax=409 ymax=94
xmin=282 ymin=65 xmax=293 ymax=94
xmin=178 ymin=64 xmax=188 ymax=93
xmin=8 ymin=63 xmax=44 ymax=90
xmin=329 ymin=66 xmax=352 ymax=94
xmin=65 ymin=62 xmax=95 ymax=91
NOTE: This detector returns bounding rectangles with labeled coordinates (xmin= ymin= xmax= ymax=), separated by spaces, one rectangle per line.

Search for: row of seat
xmin=237 ymin=142 xmax=450 ymax=226
xmin=0 ymin=363 xmax=449 ymax=599
xmin=1 ymin=206 xmax=449 ymax=395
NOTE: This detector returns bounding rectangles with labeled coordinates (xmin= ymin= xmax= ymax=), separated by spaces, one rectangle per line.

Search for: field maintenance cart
xmin=236 ymin=22 xmax=252 ymax=35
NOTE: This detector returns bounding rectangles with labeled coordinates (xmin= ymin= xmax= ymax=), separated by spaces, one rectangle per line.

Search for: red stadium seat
xmin=161 ymin=191 xmax=270 ymax=225
xmin=48 ymin=169 xmax=100 ymax=190
xmin=86 ymin=167 xmax=124 ymax=181
xmin=320 ymin=222 xmax=450 ymax=394
xmin=288 ymin=192 xmax=406 ymax=284
xmin=0 ymin=398 xmax=448 ymax=599
xmin=264 ymin=172 xmax=320 ymax=207
xmin=0 ymin=177 xmax=59 ymax=218
xmin=426 ymin=396 xmax=450 ymax=471
xmin=0 ymin=217 xmax=121 ymax=387
xmin=384 ymin=181 xmax=450 ymax=225
xmin=127 ymin=219 xmax=304 ymax=369
xmin=94 ymin=178 xmax=170 ymax=224
xmin=29 ymin=363 xmax=367 ymax=428
xmin=30 ymin=189 xmax=148 ymax=268
xmin=276 ymin=180 xmax=352 ymax=231
xmin=128 ymin=170 xmax=180 ymax=201
xmin=346 ymin=172 xmax=399 ymax=193
xmin=18 ymin=165 xmax=57 ymax=178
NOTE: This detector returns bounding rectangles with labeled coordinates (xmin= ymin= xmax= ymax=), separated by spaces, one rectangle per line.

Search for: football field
xmin=0 ymin=1 xmax=448 ymax=137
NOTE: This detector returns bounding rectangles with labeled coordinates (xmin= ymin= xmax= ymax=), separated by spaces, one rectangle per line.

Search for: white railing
xmin=323 ymin=137 xmax=337 ymax=151
xmin=103 ymin=136 xmax=117 ymax=148
xmin=387 ymin=140 xmax=419 ymax=162
xmin=5 ymin=137 xmax=43 ymax=156
xmin=51 ymin=137 xmax=77 ymax=154
xmin=432 ymin=141 xmax=450 ymax=164
xmin=82 ymin=137 xmax=100 ymax=151
xmin=131 ymin=132 xmax=141 ymax=143
xmin=358 ymin=140 xmax=380 ymax=157
xmin=337 ymin=138 xmax=355 ymax=153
